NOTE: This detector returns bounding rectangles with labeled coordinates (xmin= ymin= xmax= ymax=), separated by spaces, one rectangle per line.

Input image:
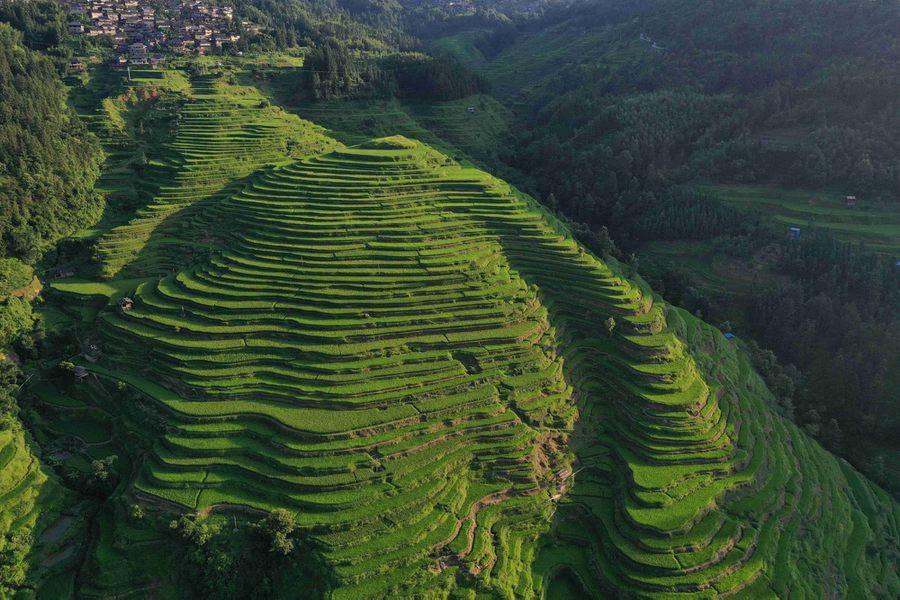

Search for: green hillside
xmin=0 ymin=425 xmax=81 ymax=597
xmin=425 ymin=0 xmax=900 ymax=495
xmin=31 ymin=75 xmax=900 ymax=598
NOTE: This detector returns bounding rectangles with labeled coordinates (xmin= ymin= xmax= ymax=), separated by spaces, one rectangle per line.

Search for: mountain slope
xmin=41 ymin=78 xmax=900 ymax=596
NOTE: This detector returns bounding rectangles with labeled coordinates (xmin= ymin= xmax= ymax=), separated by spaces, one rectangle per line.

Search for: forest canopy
xmin=0 ymin=22 xmax=103 ymax=264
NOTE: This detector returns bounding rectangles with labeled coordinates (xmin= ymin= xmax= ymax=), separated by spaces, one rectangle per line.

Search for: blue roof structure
xmin=724 ymin=333 xmax=735 ymax=339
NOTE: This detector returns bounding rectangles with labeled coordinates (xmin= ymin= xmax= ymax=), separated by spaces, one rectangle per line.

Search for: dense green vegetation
xmin=424 ymin=0 xmax=900 ymax=494
xmin=301 ymin=48 xmax=491 ymax=101
xmin=15 ymin=66 xmax=895 ymax=596
xmin=0 ymin=0 xmax=899 ymax=597
xmin=231 ymin=0 xmax=415 ymax=51
xmin=0 ymin=23 xmax=103 ymax=264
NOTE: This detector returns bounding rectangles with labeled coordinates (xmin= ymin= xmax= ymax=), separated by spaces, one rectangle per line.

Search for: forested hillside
xmin=0 ymin=23 xmax=103 ymax=264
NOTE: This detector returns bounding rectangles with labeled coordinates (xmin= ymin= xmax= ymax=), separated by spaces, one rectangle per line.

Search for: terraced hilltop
xmin=36 ymin=76 xmax=900 ymax=598
xmin=95 ymin=74 xmax=337 ymax=278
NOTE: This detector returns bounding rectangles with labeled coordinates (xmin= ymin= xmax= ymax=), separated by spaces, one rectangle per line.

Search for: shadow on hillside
xmin=110 ymin=168 xmax=267 ymax=279
xmin=483 ymin=213 xmax=624 ymax=596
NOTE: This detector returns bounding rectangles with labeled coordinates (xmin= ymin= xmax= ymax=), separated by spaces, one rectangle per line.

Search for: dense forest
xmin=0 ymin=0 xmax=68 ymax=49
xmin=749 ymin=236 xmax=900 ymax=460
xmin=229 ymin=0 xmax=415 ymax=51
xmin=300 ymin=44 xmax=490 ymax=100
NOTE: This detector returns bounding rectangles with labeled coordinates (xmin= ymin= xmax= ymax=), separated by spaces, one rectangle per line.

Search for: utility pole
xmin=127 ymin=66 xmax=132 ymax=81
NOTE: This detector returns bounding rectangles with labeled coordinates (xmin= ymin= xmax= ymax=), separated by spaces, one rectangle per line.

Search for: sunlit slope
xmin=84 ymin=135 xmax=899 ymax=597
xmin=0 ymin=426 xmax=72 ymax=595
xmin=533 ymin=303 xmax=900 ymax=598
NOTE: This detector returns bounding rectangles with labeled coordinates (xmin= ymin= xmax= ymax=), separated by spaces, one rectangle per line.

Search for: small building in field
xmin=788 ymin=227 xmax=800 ymax=238
xmin=67 ymin=22 xmax=85 ymax=34
xmin=53 ymin=267 xmax=77 ymax=279
xmin=724 ymin=333 xmax=735 ymax=340
xmin=150 ymin=54 xmax=165 ymax=68
xmin=466 ymin=107 xmax=475 ymax=113
xmin=846 ymin=195 xmax=857 ymax=206
xmin=73 ymin=366 xmax=89 ymax=379
xmin=118 ymin=297 xmax=134 ymax=313
xmin=68 ymin=58 xmax=85 ymax=72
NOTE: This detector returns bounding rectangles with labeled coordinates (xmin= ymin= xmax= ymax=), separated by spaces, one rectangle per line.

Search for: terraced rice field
xmin=279 ymin=94 xmax=512 ymax=170
xmin=45 ymin=80 xmax=900 ymax=597
xmin=539 ymin=306 xmax=900 ymax=597
xmin=96 ymin=75 xmax=336 ymax=278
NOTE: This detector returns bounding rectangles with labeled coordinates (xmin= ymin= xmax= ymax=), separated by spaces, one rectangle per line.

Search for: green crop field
xmin=18 ymin=63 xmax=899 ymax=599
xmin=702 ymin=184 xmax=900 ymax=252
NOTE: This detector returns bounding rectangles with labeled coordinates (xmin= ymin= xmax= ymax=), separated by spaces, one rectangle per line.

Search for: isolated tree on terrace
xmin=260 ymin=508 xmax=296 ymax=554
xmin=605 ymin=317 xmax=616 ymax=337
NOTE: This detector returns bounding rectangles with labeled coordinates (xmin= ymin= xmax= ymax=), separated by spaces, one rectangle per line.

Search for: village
xmin=59 ymin=0 xmax=257 ymax=69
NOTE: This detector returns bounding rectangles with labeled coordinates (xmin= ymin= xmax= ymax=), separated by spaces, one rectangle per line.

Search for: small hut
xmin=82 ymin=344 xmax=101 ymax=363
xmin=73 ymin=366 xmax=89 ymax=379
xmin=118 ymin=297 xmax=134 ymax=313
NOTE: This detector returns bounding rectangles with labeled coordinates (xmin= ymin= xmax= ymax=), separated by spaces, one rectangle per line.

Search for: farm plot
xmin=86 ymin=132 xmax=617 ymax=594
xmin=535 ymin=293 xmax=900 ymax=598
xmin=0 ymin=428 xmax=72 ymax=596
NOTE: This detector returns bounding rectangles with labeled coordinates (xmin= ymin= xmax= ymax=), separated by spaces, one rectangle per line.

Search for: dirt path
xmin=196 ymin=503 xmax=268 ymax=519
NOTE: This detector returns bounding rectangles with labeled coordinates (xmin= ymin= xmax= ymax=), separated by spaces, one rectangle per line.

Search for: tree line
xmin=302 ymin=44 xmax=491 ymax=101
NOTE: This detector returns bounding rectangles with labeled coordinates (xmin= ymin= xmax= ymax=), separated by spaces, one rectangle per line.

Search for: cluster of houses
xmin=61 ymin=0 xmax=256 ymax=67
